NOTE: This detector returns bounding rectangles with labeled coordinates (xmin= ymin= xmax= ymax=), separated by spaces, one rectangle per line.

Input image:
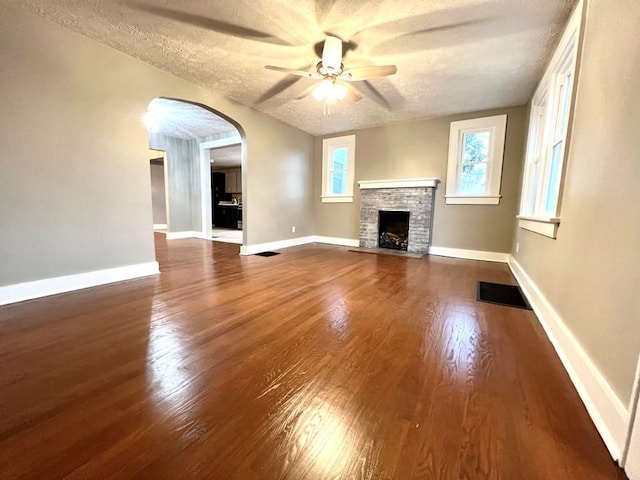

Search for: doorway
xmin=144 ymin=98 xmax=246 ymax=246
xmin=149 ymin=149 xmax=168 ymax=232
xmin=199 ymin=139 xmax=242 ymax=245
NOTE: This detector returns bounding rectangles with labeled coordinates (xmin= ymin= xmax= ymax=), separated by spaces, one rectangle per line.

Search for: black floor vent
xmin=477 ymin=281 xmax=532 ymax=310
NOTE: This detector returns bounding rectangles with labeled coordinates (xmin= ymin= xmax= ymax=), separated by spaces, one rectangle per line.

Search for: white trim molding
xmin=518 ymin=216 xmax=561 ymax=238
xmin=0 ymin=262 xmax=160 ymax=306
xmin=200 ymin=134 xmax=242 ymax=240
xmin=445 ymin=195 xmax=501 ymax=205
xmin=445 ymin=114 xmax=507 ymax=205
xmin=429 ymin=246 xmax=509 ymax=263
xmin=165 ymin=231 xmax=205 ymax=240
xmin=509 ymin=256 xmax=628 ymax=461
xmin=358 ymin=178 xmax=439 ymax=189
xmin=153 ymin=223 xmax=168 ymax=230
xmin=622 ymin=354 xmax=640 ymax=469
xmin=240 ymin=236 xmax=314 ymax=256
xmin=320 ymin=195 xmax=353 ymax=203
xmin=517 ymin=1 xmax=582 ymax=222
xmin=322 ymin=134 xmax=356 ymax=203
xmin=312 ymin=236 xmax=360 ymax=247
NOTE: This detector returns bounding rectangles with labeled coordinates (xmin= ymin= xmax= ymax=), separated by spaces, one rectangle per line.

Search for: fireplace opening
xmin=378 ymin=210 xmax=410 ymax=251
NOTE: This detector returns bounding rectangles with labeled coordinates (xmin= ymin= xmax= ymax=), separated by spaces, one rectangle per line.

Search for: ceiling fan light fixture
xmin=334 ymin=83 xmax=348 ymax=100
xmin=312 ymin=78 xmax=334 ymax=101
xmin=312 ymin=78 xmax=348 ymax=115
xmin=312 ymin=79 xmax=348 ymax=104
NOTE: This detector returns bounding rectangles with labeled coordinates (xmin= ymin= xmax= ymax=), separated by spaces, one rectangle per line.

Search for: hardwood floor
xmin=0 ymin=234 xmax=627 ymax=479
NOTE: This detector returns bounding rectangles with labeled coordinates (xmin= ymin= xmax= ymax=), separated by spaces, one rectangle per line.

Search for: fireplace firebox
xmin=378 ymin=210 xmax=410 ymax=251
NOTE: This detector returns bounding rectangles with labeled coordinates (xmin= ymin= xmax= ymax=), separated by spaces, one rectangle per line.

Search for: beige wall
xmin=512 ymin=0 xmax=640 ymax=403
xmin=0 ymin=4 xmax=314 ymax=286
xmin=148 ymin=133 xmax=198 ymax=233
xmin=314 ymin=106 xmax=528 ymax=253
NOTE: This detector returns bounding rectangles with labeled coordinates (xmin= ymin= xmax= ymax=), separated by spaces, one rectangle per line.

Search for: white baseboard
xmin=153 ymin=223 xmax=168 ymax=230
xmin=240 ymin=236 xmax=314 ymax=255
xmin=0 ymin=261 xmax=160 ymax=306
xmin=622 ymin=354 xmax=640 ymax=468
xmin=165 ymin=231 xmax=204 ymax=240
xmin=508 ymin=256 xmax=628 ymax=461
xmin=429 ymin=246 xmax=509 ymax=263
xmin=312 ymin=236 xmax=360 ymax=247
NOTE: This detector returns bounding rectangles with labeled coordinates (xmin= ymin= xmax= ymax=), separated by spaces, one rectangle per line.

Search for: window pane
xmin=462 ymin=131 xmax=490 ymax=164
xmin=459 ymin=131 xmax=489 ymax=195
xmin=527 ymin=163 xmax=539 ymax=214
xmin=331 ymin=170 xmax=345 ymax=194
xmin=544 ymin=142 xmax=563 ymax=213
xmin=332 ymin=147 xmax=348 ymax=170
xmin=559 ymin=73 xmax=572 ymax=134
xmin=460 ymin=162 xmax=488 ymax=194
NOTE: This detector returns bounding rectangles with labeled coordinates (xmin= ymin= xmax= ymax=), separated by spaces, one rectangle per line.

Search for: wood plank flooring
xmin=0 ymin=234 xmax=627 ymax=479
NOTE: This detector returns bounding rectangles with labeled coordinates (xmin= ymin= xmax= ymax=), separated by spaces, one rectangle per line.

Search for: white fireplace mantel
xmin=358 ymin=178 xmax=440 ymax=190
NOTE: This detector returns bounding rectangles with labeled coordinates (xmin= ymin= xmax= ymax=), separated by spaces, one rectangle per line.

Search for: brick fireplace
xmin=358 ymin=178 xmax=439 ymax=254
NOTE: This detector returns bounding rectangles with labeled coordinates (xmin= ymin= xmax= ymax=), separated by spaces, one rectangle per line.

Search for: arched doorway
xmin=144 ymin=98 xmax=246 ymax=246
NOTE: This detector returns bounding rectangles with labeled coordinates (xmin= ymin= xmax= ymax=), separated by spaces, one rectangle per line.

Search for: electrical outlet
xmin=291 ymin=226 xmax=296 ymax=233
xmin=516 ymin=242 xmax=520 ymax=253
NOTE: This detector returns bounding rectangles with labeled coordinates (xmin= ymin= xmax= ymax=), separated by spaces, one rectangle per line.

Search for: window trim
xmin=518 ymin=0 xmax=582 ymax=238
xmin=321 ymin=134 xmax=356 ymax=203
xmin=445 ymin=114 xmax=507 ymax=205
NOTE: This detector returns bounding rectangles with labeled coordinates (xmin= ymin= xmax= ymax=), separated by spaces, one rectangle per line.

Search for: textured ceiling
xmin=147 ymin=98 xmax=237 ymax=139
xmin=210 ymin=144 xmax=242 ymax=169
xmin=14 ymin=0 xmax=576 ymax=135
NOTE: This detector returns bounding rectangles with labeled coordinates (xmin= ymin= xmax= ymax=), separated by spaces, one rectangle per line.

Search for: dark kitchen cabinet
xmin=212 ymin=171 xmax=231 ymax=226
xmin=217 ymin=205 xmax=239 ymax=229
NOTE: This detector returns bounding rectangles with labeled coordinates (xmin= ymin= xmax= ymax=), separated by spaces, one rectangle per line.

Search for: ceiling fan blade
xmin=256 ymin=77 xmax=303 ymax=104
xmin=128 ymin=3 xmax=295 ymax=46
xmin=314 ymin=0 xmax=339 ymax=24
xmin=322 ymin=36 xmax=343 ymax=71
xmin=370 ymin=19 xmax=492 ymax=55
xmin=295 ymin=83 xmax=321 ymax=100
xmin=265 ymin=65 xmax=321 ymax=78
xmin=360 ymin=81 xmax=392 ymax=110
xmin=342 ymin=83 xmax=363 ymax=103
xmin=341 ymin=65 xmax=397 ymax=81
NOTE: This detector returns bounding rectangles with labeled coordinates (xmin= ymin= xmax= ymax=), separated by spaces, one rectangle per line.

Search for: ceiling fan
xmin=265 ymin=36 xmax=397 ymax=114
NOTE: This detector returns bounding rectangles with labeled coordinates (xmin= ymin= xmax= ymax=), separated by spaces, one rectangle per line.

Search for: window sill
xmin=518 ymin=215 xmax=561 ymax=238
xmin=445 ymin=195 xmax=501 ymax=205
xmin=321 ymin=195 xmax=353 ymax=203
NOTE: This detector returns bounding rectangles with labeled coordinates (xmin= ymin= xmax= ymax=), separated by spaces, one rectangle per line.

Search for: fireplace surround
xmin=358 ymin=178 xmax=439 ymax=254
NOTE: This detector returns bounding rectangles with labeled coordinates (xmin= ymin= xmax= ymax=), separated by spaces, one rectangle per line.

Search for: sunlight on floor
xmin=211 ymin=227 xmax=242 ymax=244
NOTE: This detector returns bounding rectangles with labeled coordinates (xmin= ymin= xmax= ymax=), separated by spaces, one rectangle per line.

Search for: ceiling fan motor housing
xmin=317 ymin=61 xmax=344 ymax=77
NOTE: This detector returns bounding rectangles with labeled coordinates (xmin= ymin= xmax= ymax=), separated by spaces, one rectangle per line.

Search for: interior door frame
xmin=199 ymin=135 xmax=242 ymax=241
xmin=162 ymin=151 xmax=170 ymax=231
xmin=148 ymin=148 xmax=169 ymax=231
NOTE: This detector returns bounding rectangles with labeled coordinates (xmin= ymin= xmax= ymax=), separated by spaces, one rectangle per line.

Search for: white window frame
xmin=518 ymin=1 xmax=582 ymax=238
xmin=445 ymin=114 xmax=507 ymax=205
xmin=321 ymin=134 xmax=356 ymax=203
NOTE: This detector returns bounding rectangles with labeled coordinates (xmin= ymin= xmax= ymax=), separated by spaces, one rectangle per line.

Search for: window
xmin=445 ymin=114 xmax=507 ymax=205
xmin=322 ymin=134 xmax=355 ymax=203
xmin=518 ymin=1 xmax=582 ymax=238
